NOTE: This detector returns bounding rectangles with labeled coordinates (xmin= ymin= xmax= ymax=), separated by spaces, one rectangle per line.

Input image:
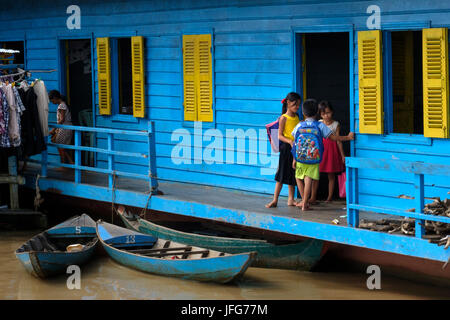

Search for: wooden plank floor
xmin=24 ymin=164 xmax=399 ymax=227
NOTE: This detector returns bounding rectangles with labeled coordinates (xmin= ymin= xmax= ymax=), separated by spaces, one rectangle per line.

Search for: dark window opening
xmin=391 ymin=31 xmax=423 ymax=134
xmin=61 ymin=39 xmax=94 ymax=167
xmin=303 ymin=32 xmax=350 ymax=153
xmin=118 ymin=38 xmax=133 ymax=115
xmin=64 ymin=39 xmax=93 ymax=125
xmin=297 ymin=32 xmax=350 ymax=201
xmin=0 ymin=41 xmax=24 ymax=66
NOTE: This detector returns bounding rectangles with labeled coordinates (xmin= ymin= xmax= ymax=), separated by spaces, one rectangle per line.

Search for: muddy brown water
xmin=1 ymin=230 xmax=449 ymax=300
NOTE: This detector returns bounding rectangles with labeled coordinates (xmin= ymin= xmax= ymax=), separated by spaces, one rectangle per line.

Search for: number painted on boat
xmin=126 ymin=235 xmax=136 ymax=244
xmin=75 ymin=226 xmax=81 ymax=234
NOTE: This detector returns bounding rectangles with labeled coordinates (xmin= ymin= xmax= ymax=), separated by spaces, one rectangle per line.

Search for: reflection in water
xmin=2 ymin=231 xmax=449 ymax=300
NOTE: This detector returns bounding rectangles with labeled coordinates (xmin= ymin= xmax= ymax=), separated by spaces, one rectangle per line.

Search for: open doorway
xmin=296 ymin=32 xmax=350 ymax=200
xmin=60 ymin=39 xmax=94 ymax=166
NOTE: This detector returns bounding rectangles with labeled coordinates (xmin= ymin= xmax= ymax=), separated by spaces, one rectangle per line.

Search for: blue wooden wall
xmin=1 ymin=0 xmax=450 ymax=206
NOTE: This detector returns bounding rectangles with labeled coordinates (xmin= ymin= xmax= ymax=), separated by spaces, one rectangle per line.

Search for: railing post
xmin=346 ymin=165 xmax=359 ymax=228
xmin=41 ymin=136 xmax=48 ymax=178
xmin=148 ymin=121 xmax=158 ymax=193
xmin=74 ymin=130 xmax=81 ymax=183
xmin=353 ymin=167 xmax=359 ymax=228
xmin=8 ymin=156 xmax=19 ymax=210
xmin=414 ymin=173 xmax=425 ymax=238
xmin=346 ymin=166 xmax=353 ymax=226
xmin=108 ymin=133 xmax=114 ymax=189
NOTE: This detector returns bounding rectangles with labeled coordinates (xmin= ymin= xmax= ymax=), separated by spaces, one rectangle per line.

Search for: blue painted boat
xmin=15 ymin=214 xmax=98 ymax=278
xmin=117 ymin=207 xmax=326 ymax=271
xmin=97 ymin=220 xmax=256 ymax=283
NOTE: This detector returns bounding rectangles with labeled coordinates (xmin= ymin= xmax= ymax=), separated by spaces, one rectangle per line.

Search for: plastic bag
xmin=338 ymin=171 xmax=346 ymax=198
xmin=265 ymin=117 xmax=280 ymax=153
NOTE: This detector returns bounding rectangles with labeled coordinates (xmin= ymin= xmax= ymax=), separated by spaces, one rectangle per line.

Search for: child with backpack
xmin=265 ymin=92 xmax=301 ymax=209
xmin=291 ymin=99 xmax=354 ymax=211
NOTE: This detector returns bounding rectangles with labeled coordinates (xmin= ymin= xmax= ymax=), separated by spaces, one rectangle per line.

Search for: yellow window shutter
xmin=423 ymin=28 xmax=449 ymax=138
xmin=183 ymin=35 xmax=197 ymax=121
xmin=196 ymin=34 xmax=213 ymax=122
xmin=96 ymin=37 xmax=111 ymax=115
xmin=358 ymin=30 xmax=383 ymax=134
xmin=131 ymin=36 xmax=145 ymax=118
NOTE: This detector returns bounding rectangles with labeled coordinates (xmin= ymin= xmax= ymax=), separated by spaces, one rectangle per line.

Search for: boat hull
xmin=120 ymin=213 xmax=325 ymax=271
xmin=15 ymin=214 xmax=98 ymax=278
xmin=97 ymin=221 xmax=256 ymax=283
xmin=15 ymin=245 xmax=97 ymax=278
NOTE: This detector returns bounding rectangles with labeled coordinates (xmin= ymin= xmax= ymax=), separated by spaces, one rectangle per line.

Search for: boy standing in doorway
xmin=291 ymin=99 xmax=354 ymax=211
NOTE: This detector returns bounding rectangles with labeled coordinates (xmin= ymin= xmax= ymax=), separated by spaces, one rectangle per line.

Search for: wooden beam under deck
xmin=22 ymin=164 xmax=450 ymax=263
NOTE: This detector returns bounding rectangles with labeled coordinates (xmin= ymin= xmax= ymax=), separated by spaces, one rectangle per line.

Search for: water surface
xmin=2 ymin=231 xmax=449 ymax=300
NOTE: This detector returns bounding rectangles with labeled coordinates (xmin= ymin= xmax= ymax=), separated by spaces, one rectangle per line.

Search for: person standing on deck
xmin=266 ymin=92 xmax=301 ymax=208
xmin=48 ymin=90 xmax=74 ymax=168
xmin=291 ymin=99 xmax=354 ymax=211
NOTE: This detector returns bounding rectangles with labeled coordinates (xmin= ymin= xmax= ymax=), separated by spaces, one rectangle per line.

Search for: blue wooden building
xmin=2 ymin=0 xmax=450 ymax=283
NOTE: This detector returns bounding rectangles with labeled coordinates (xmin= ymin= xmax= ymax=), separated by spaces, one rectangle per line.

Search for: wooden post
xmin=108 ymin=133 xmax=114 ymax=189
xmin=414 ymin=173 xmax=425 ymax=238
xmin=74 ymin=130 xmax=81 ymax=183
xmin=8 ymin=156 xmax=19 ymax=210
xmin=41 ymin=136 xmax=48 ymax=178
xmin=346 ymin=166 xmax=359 ymax=227
xmin=346 ymin=166 xmax=353 ymax=226
xmin=148 ymin=121 xmax=158 ymax=193
xmin=353 ymin=168 xmax=359 ymax=228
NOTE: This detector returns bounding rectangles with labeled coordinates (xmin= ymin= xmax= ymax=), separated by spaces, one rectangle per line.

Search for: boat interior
xmin=114 ymin=238 xmax=229 ymax=260
xmin=16 ymin=233 xmax=97 ymax=253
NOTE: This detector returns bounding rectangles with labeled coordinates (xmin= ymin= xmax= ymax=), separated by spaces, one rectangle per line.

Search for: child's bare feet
xmin=287 ymin=199 xmax=298 ymax=206
xmin=295 ymin=201 xmax=304 ymax=207
xmin=325 ymin=198 xmax=333 ymax=203
xmin=265 ymin=200 xmax=278 ymax=208
xmin=302 ymin=204 xmax=314 ymax=211
xmin=309 ymin=199 xmax=318 ymax=205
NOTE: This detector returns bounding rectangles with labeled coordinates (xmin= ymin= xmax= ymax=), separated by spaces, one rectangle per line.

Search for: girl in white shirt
xmin=48 ymin=90 xmax=74 ymax=166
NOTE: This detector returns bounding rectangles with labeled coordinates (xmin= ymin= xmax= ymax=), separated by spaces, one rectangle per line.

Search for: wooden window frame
xmin=110 ymin=37 xmax=139 ymax=123
xmin=379 ymin=22 xmax=438 ymax=145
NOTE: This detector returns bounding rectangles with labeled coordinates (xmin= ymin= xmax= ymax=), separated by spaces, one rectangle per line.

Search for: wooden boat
xmin=97 ymin=220 xmax=256 ymax=283
xmin=15 ymin=214 xmax=98 ymax=278
xmin=117 ymin=207 xmax=326 ymax=271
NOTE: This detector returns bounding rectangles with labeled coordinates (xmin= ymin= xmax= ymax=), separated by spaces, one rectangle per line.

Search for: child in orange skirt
xmin=318 ymin=101 xmax=346 ymax=202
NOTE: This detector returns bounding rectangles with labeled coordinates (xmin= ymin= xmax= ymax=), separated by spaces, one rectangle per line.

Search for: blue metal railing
xmin=36 ymin=121 xmax=158 ymax=193
xmin=346 ymin=157 xmax=450 ymax=238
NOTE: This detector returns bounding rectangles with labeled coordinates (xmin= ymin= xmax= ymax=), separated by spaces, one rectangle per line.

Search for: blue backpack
xmin=291 ymin=121 xmax=324 ymax=164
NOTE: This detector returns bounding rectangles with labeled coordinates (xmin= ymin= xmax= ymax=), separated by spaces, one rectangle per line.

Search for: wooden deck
xmin=21 ymin=163 xmax=450 ymax=263
xmin=23 ymin=163 xmax=396 ymax=228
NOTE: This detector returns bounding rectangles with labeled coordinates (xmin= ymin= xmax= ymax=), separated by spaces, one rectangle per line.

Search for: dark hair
xmin=319 ymin=100 xmax=333 ymax=114
xmin=281 ymin=92 xmax=302 ymax=114
xmin=48 ymin=90 xmax=67 ymax=103
xmin=302 ymin=98 xmax=319 ymax=118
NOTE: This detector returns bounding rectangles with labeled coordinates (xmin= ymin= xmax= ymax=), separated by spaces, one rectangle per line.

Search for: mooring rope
xmin=139 ymin=192 xmax=153 ymax=218
xmin=111 ymin=172 xmax=117 ymax=223
xmin=34 ymin=174 xmax=44 ymax=211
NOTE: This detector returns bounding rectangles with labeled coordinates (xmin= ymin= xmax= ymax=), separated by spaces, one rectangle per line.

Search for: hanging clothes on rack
xmin=0 ymin=69 xmax=48 ymax=154
xmin=0 ymin=87 xmax=10 ymax=148
xmin=18 ymin=82 xmax=46 ymax=156
xmin=0 ymin=83 xmax=25 ymax=147
xmin=31 ymin=79 xmax=49 ymax=137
